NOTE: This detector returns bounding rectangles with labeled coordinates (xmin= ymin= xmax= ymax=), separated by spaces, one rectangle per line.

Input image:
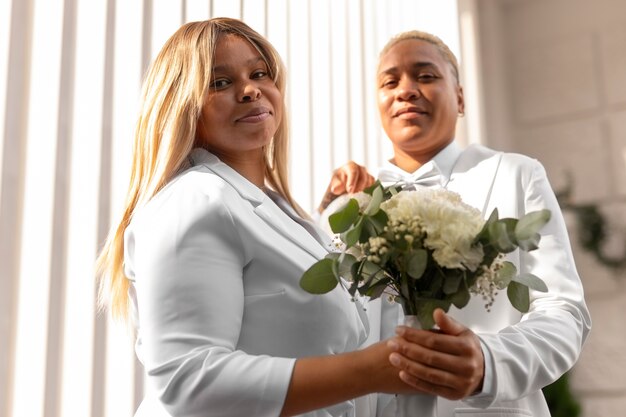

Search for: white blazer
xmin=333 ymin=144 xmax=591 ymax=417
xmin=125 ymin=148 xmax=368 ymax=417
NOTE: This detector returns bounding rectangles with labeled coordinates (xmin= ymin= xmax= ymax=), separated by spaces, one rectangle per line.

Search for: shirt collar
xmin=376 ymin=140 xmax=463 ymax=187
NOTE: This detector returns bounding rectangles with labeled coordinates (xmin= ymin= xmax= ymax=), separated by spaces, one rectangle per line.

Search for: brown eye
xmin=210 ymin=78 xmax=230 ymax=89
xmin=252 ymin=70 xmax=268 ymax=79
xmin=417 ymin=74 xmax=436 ymax=82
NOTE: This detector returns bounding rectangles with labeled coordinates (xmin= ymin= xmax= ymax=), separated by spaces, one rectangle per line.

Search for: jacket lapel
xmin=189 ymin=148 xmax=329 ymax=260
xmin=448 ymin=144 xmax=503 ymax=217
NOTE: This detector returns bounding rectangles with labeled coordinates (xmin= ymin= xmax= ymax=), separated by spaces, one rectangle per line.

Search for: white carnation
xmin=381 ymin=188 xmax=485 ymax=270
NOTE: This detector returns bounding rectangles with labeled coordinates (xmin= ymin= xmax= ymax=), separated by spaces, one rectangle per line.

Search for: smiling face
xmin=377 ymin=39 xmax=464 ymax=165
xmin=196 ymin=34 xmax=283 ymax=164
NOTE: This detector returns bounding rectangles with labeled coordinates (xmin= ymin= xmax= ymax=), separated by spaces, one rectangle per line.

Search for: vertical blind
xmin=0 ymin=0 xmax=462 ymax=416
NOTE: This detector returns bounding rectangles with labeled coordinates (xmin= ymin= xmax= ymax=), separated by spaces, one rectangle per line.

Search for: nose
xmin=396 ymin=78 xmax=421 ymax=101
xmin=239 ymin=83 xmax=261 ymax=102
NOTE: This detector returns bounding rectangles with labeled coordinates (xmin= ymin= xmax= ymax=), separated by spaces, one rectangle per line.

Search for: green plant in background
xmin=542 ymin=372 xmax=581 ymax=417
xmin=556 ymin=174 xmax=626 ymax=271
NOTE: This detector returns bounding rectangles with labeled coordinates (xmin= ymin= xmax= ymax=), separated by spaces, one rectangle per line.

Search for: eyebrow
xmin=378 ymin=61 xmax=439 ymax=77
xmin=213 ymin=57 xmax=266 ymax=73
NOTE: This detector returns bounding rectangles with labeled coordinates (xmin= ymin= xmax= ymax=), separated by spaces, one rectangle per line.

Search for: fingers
xmin=388 ymin=335 xmax=481 ymax=380
xmin=387 ymin=337 xmax=484 ymax=400
xmin=387 ymin=313 xmax=486 ymax=400
xmin=433 ymin=308 xmax=465 ymax=336
xmin=330 ymin=162 xmax=374 ymax=194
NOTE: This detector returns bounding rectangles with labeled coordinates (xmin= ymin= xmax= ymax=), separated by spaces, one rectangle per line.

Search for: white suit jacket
xmin=326 ymin=143 xmax=591 ymax=417
xmin=124 ymin=148 xmax=368 ymax=417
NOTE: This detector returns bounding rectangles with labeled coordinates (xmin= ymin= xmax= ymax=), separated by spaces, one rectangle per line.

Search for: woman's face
xmin=376 ymin=39 xmax=464 ymax=157
xmin=197 ymin=34 xmax=282 ymax=161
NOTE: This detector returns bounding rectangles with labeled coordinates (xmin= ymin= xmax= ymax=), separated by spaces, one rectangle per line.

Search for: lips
xmin=236 ymin=106 xmax=272 ymax=123
xmin=394 ymin=106 xmax=428 ymax=118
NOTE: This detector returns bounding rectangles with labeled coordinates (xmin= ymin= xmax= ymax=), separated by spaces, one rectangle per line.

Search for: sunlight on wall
xmin=11 ymin=0 xmax=63 ymax=415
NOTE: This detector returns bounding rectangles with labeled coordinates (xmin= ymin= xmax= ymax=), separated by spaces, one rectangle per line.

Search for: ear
xmin=456 ymin=84 xmax=465 ymax=115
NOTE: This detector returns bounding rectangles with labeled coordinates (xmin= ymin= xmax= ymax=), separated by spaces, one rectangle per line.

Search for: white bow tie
xmin=377 ymin=160 xmax=444 ymax=189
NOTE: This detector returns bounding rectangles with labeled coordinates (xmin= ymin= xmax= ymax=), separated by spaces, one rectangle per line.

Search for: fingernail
xmin=387 ymin=340 xmax=399 ymax=350
xmin=395 ymin=326 xmax=406 ymax=336
xmin=389 ymin=353 xmax=401 ymax=366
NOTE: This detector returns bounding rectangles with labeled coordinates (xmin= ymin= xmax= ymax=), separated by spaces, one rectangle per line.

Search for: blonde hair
xmin=379 ymin=30 xmax=460 ymax=84
xmin=96 ymin=18 xmax=300 ymax=321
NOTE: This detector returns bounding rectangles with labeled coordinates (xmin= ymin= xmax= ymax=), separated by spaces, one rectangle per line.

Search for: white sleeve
xmin=125 ymin=188 xmax=295 ymax=417
xmin=464 ymin=159 xmax=592 ymax=407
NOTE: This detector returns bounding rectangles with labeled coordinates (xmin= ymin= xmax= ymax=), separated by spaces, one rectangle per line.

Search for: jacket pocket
xmin=455 ymin=408 xmax=532 ymax=417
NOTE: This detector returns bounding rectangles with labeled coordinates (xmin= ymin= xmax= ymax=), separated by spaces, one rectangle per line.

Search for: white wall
xmin=476 ymin=0 xmax=626 ymax=415
xmin=0 ymin=1 xmax=461 ymax=416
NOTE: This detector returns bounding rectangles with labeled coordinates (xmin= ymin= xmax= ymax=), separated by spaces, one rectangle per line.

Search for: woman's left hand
xmin=317 ymin=161 xmax=374 ymax=213
xmin=386 ymin=309 xmax=485 ymax=400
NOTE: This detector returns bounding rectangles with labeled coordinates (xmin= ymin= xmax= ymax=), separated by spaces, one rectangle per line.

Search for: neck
xmin=390 ymin=140 xmax=452 ymax=173
xmin=213 ymin=149 xmax=266 ymax=188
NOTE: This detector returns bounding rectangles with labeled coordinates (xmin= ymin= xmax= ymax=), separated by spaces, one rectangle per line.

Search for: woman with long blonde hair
xmin=95 ymin=17 xmax=435 ymax=417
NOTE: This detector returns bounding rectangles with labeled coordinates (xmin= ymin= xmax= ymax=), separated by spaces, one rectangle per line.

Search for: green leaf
xmin=329 ymin=199 xmax=360 ymax=233
xmin=448 ymin=284 xmax=471 ymax=309
xmin=488 ymin=219 xmax=518 ymax=253
xmin=364 ymin=278 xmax=391 ymax=300
xmin=300 ymin=258 xmax=339 ymax=294
xmin=364 ymin=186 xmax=383 ymax=216
xmin=517 ymin=233 xmax=541 ymax=252
xmin=515 ymin=209 xmax=551 ymax=242
xmin=341 ymin=217 xmax=363 ymax=247
xmin=414 ymin=299 xmax=452 ymax=329
xmin=514 ymin=209 xmax=550 ymax=252
xmin=513 ymin=273 xmax=548 ymax=292
xmin=475 ymin=208 xmax=499 ymax=243
xmin=494 ymin=261 xmax=517 ymax=289
xmin=406 ymin=249 xmax=427 ymax=279
xmin=360 ymin=217 xmax=380 ymax=243
xmin=369 ymin=209 xmax=389 ymax=233
xmin=442 ymin=270 xmax=463 ymax=294
xmin=337 ymin=253 xmax=357 ymax=282
xmin=360 ymin=260 xmax=386 ymax=286
xmin=507 ymin=280 xmax=530 ymax=312
xmin=363 ymin=180 xmax=383 ymax=195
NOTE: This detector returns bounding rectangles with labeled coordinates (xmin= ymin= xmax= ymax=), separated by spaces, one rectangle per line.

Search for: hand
xmin=317 ymin=161 xmax=374 ymax=213
xmin=387 ymin=309 xmax=485 ymax=400
xmin=360 ymin=340 xmax=426 ymax=395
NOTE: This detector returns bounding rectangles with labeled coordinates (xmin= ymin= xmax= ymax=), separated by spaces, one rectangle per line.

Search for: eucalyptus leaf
xmin=476 ymin=208 xmax=500 ymax=242
xmin=342 ymin=217 xmax=363 ymax=247
xmin=363 ymin=180 xmax=382 ymax=195
xmin=415 ymin=299 xmax=451 ymax=329
xmin=406 ymin=250 xmax=427 ymax=279
xmin=365 ymin=278 xmax=391 ymax=300
xmin=507 ymin=280 xmax=530 ymax=312
xmin=488 ymin=220 xmax=517 ymax=253
xmin=517 ymin=233 xmax=541 ymax=251
xmin=448 ymin=284 xmax=470 ymax=309
xmin=442 ymin=271 xmax=463 ymax=294
xmin=337 ymin=253 xmax=357 ymax=282
xmin=329 ymin=199 xmax=360 ymax=233
xmin=300 ymin=258 xmax=339 ymax=294
xmin=360 ymin=217 xmax=381 ymax=243
xmin=364 ymin=186 xmax=383 ymax=216
xmin=369 ymin=209 xmax=389 ymax=233
xmin=513 ymin=272 xmax=548 ymax=292
xmin=494 ymin=261 xmax=517 ymax=289
xmin=360 ymin=260 xmax=386 ymax=286
xmin=515 ymin=209 xmax=551 ymax=241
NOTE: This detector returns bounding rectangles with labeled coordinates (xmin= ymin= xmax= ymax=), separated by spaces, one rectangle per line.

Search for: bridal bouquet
xmin=301 ymin=182 xmax=551 ymax=328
